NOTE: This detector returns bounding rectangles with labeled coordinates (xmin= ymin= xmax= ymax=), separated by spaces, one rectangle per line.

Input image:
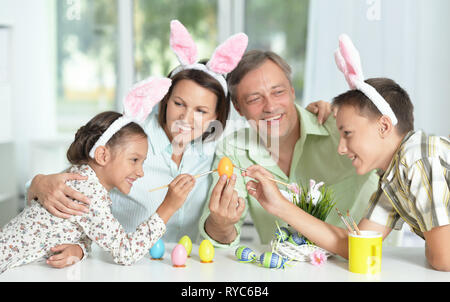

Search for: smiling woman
xmin=158 ymin=65 xmax=230 ymax=147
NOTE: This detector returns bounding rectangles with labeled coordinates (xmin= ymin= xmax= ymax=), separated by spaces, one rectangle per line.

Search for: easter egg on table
xmin=178 ymin=235 xmax=192 ymax=257
xmin=218 ymin=157 xmax=234 ymax=178
xmin=259 ymin=252 xmax=288 ymax=269
xmin=235 ymin=246 xmax=257 ymax=263
xmin=149 ymin=238 xmax=165 ymax=260
xmin=171 ymin=244 xmax=187 ymax=267
xmin=199 ymin=239 xmax=215 ymax=263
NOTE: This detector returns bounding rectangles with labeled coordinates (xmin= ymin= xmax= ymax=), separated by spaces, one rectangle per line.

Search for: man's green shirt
xmin=199 ymin=104 xmax=379 ymax=247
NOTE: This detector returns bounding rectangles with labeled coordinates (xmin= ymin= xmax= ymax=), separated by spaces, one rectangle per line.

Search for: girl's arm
xmin=72 ymin=202 xmax=165 ymax=266
xmin=70 ymin=173 xmax=194 ymax=266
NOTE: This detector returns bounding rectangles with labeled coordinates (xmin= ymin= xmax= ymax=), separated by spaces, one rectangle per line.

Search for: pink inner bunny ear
xmin=124 ymin=77 xmax=172 ymax=122
xmin=207 ymin=33 xmax=248 ymax=74
xmin=170 ymin=20 xmax=198 ymax=65
xmin=338 ymin=34 xmax=364 ymax=83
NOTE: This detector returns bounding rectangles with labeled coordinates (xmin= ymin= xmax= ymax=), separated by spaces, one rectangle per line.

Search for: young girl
xmin=243 ymin=34 xmax=450 ymax=271
xmin=0 ymin=77 xmax=196 ymax=274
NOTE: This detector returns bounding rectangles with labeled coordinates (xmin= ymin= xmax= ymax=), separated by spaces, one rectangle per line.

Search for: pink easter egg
xmin=171 ymin=244 xmax=187 ymax=267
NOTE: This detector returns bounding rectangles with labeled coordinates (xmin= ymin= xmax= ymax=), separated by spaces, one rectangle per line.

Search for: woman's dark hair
xmin=67 ymin=111 xmax=147 ymax=165
xmin=332 ymin=78 xmax=414 ymax=135
xmin=158 ymin=60 xmax=230 ymax=141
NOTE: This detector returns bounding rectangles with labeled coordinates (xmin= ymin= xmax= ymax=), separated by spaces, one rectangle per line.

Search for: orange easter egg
xmin=218 ymin=157 xmax=234 ymax=178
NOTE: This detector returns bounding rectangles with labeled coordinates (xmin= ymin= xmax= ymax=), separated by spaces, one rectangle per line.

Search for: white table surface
xmin=0 ymin=243 xmax=449 ymax=282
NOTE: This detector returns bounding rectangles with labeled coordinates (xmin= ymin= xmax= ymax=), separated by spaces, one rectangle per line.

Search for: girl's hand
xmin=166 ymin=174 xmax=196 ymax=208
xmin=242 ymin=165 xmax=288 ymax=215
xmin=157 ymin=174 xmax=196 ymax=223
xmin=29 ymin=173 xmax=91 ymax=219
xmin=47 ymin=244 xmax=83 ymax=268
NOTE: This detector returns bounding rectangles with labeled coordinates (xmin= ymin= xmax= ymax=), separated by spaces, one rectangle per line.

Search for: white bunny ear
xmin=309 ymin=179 xmax=316 ymax=189
xmin=207 ymin=33 xmax=248 ymax=74
xmin=170 ymin=20 xmax=198 ymax=65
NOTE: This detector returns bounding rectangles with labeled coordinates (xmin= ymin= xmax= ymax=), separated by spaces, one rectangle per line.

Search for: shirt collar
xmin=229 ymin=103 xmax=331 ymax=151
xmin=379 ymin=130 xmax=416 ymax=182
xmin=144 ymin=113 xmax=172 ymax=155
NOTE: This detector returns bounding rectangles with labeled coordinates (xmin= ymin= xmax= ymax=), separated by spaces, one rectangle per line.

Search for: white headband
xmin=335 ymin=34 xmax=398 ymax=125
xmin=169 ymin=20 xmax=248 ymax=97
xmin=88 ymin=77 xmax=172 ymax=159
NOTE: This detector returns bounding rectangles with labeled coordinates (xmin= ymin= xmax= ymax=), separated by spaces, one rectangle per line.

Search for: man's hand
xmin=28 ymin=173 xmax=91 ymax=219
xmin=205 ymin=174 xmax=245 ymax=244
xmin=306 ymin=100 xmax=337 ymax=125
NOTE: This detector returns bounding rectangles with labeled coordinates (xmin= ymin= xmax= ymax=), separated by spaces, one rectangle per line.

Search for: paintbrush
xmin=234 ymin=166 xmax=291 ymax=187
xmin=335 ymin=208 xmax=355 ymax=234
xmin=148 ymin=169 xmax=217 ymax=192
xmin=347 ymin=210 xmax=361 ymax=235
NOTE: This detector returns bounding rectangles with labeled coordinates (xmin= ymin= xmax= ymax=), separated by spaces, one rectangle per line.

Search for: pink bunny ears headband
xmin=334 ymin=34 xmax=398 ymax=125
xmin=169 ymin=20 xmax=248 ymax=95
xmin=89 ymin=77 xmax=172 ymax=159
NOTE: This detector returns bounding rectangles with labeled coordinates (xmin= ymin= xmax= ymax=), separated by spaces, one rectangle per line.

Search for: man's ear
xmin=377 ymin=115 xmax=394 ymax=138
xmin=94 ymin=146 xmax=111 ymax=166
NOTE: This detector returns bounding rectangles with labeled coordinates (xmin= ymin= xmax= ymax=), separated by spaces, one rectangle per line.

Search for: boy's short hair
xmin=226 ymin=50 xmax=292 ymax=105
xmin=332 ymin=78 xmax=414 ymax=135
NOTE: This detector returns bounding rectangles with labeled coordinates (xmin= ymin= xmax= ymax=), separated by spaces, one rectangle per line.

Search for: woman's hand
xmin=242 ymin=165 xmax=289 ymax=216
xmin=28 ymin=173 xmax=91 ymax=219
xmin=305 ymin=100 xmax=337 ymax=125
xmin=46 ymin=244 xmax=83 ymax=268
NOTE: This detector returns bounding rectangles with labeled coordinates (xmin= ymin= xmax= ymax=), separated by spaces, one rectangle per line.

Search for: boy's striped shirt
xmin=365 ymin=130 xmax=450 ymax=238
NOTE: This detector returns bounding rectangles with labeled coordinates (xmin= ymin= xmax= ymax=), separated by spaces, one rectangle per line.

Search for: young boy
xmin=242 ymin=35 xmax=450 ymax=271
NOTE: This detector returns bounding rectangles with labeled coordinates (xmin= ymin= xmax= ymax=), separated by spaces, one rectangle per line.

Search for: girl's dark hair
xmin=158 ymin=60 xmax=230 ymax=141
xmin=67 ymin=111 xmax=147 ymax=165
xmin=332 ymin=78 xmax=414 ymax=135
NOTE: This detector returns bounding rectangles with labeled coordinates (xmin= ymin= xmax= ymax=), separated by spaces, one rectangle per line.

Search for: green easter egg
xmin=178 ymin=235 xmax=192 ymax=256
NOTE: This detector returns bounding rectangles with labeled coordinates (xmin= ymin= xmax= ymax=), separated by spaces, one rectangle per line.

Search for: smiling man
xmin=199 ymin=50 xmax=380 ymax=246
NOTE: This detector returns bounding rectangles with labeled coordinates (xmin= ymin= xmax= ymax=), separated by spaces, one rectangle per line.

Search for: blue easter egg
xmin=288 ymin=232 xmax=306 ymax=246
xmin=275 ymin=227 xmax=290 ymax=242
xmin=150 ymin=238 xmax=165 ymax=259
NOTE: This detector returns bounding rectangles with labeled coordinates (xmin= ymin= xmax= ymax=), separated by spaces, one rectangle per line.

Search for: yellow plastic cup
xmin=348 ymin=231 xmax=382 ymax=274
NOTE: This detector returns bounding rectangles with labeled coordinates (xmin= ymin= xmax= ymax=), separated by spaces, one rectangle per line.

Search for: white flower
xmin=306 ymin=179 xmax=324 ymax=206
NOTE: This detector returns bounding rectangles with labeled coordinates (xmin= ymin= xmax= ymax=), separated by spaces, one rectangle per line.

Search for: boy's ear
xmin=94 ymin=146 xmax=111 ymax=166
xmin=377 ymin=115 xmax=394 ymax=138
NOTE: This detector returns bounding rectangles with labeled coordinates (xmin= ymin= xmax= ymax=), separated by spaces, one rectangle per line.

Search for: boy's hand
xmin=29 ymin=173 xmax=91 ymax=219
xmin=306 ymin=100 xmax=337 ymax=125
xmin=242 ymin=165 xmax=287 ymax=215
xmin=47 ymin=244 xmax=83 ymax=268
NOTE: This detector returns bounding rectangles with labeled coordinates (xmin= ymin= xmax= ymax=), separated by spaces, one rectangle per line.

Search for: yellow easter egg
xmin=218 ymin=157 xmax=233 ymax=179
xmin=199 ymin=239 xmax=214 ymax=263
xmin=178 ymin=235 xmax=192 ymax=257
